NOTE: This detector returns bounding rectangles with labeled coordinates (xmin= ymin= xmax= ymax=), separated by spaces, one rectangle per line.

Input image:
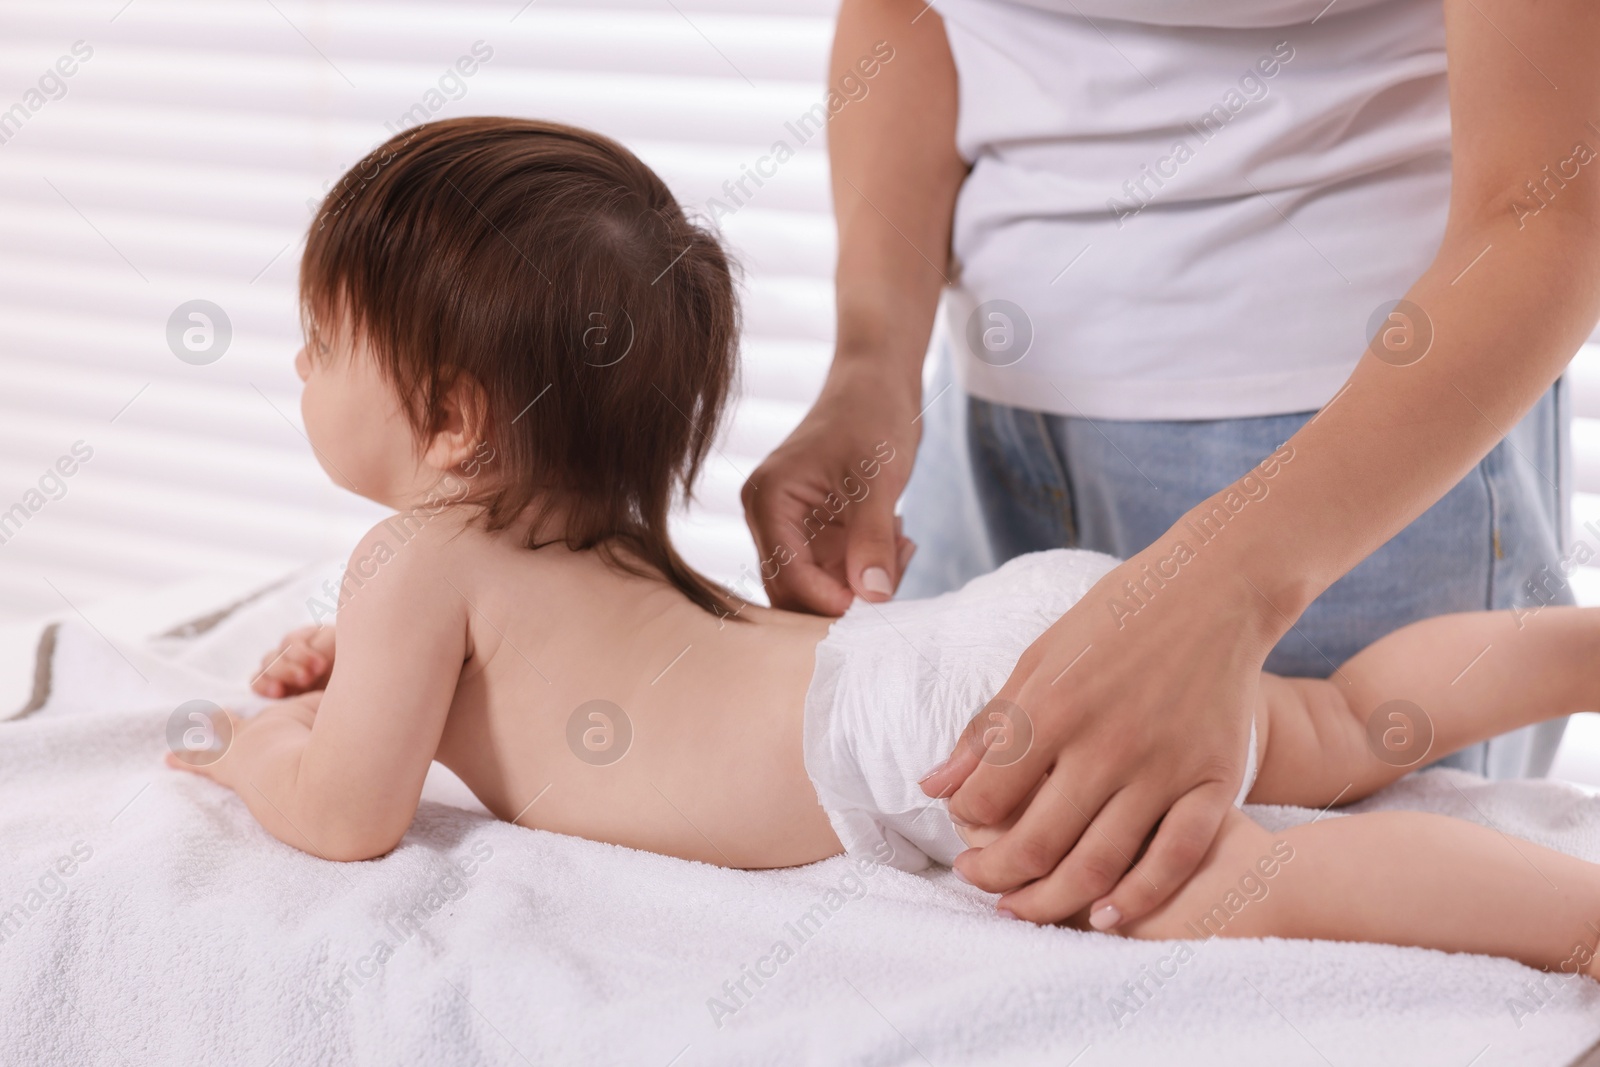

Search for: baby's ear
xmin=424 ymin=370 xmax=490 ymax=473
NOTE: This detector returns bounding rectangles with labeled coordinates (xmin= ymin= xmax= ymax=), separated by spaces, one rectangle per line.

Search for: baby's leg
xmin=1114 ymin=808 xmax=1600 ymax=977
xmin=1097 ymin=607 xmax=1600 ymax=970
xmin=1248 ymin=605 xmax=1600 ymax=808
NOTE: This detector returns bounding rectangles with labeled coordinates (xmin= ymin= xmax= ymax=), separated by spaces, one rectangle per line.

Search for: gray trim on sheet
xmin=155 ymin=574 xmax=296 ymax=640
xmin=7 ymin=622 xmax=59 ymax=722
xmin=1570 ymin=1036 xmax=1600 ymax=1067
xmin=5 ymin=569 xmax=300 ymax=722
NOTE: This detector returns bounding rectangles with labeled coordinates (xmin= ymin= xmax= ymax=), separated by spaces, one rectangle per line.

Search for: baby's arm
xmin=1248 ymin=605 xmax=1600 ymax=809
xmin=170 ymin=526 xmax=467 ymax=861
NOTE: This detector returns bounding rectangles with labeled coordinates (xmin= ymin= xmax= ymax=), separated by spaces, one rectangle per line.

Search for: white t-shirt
xmin=934 ymin=0 xmax=1450 ymax=420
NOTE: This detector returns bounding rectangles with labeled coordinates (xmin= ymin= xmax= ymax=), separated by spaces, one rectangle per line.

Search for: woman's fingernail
xmin=996 ymin=908 xmax=1016 ymax=921
xmin=1089 ymin=905 xmax=1122 ymax=931
xmin=861 ymin=567 xmax=892 ymax=597
xmin=953 ymin=867 xmax=971 ymax=885
xmin=917 ymin=757 xmax=950 ymax=785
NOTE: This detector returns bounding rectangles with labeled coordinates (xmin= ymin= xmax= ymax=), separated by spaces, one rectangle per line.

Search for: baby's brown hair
xmin=301 ymin=116 xmax=741 ymax=617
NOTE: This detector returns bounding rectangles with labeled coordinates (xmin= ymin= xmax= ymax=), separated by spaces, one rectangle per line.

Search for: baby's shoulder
xmin=338 ymin=509 xmax=482 ymax=611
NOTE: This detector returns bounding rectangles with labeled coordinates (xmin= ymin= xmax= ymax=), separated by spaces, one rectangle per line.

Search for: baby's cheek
xmin=301 ymin=396 xmax=353 ymax=485
xmin=301 ymin=379 xmax=383 ymax=490
xmin=300 ymin=379 xmax=337 ymax=457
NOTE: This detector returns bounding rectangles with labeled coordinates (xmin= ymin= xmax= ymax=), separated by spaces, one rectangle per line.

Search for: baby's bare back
xmin=429 ymin=527 xmax=843 ymax=869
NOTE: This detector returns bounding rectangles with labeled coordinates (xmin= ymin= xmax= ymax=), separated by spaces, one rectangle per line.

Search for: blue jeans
xmin=956 ymin=383 xmax=1572 ymax=779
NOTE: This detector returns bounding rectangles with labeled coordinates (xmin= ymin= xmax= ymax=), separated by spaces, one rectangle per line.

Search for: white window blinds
xmin=0 ymin=0 xmax=840 ymax=623
xmin=0 ymin=0 xmax=1596 ymax=632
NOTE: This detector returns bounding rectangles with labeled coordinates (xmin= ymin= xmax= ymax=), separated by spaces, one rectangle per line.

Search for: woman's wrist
xmin=1135 ymin=491 xmax=1320 ymax=654
xmin=816 ymin=355 xmax=925 ymax=438
xmin=826 ymin=345 xmax=923 ymax=407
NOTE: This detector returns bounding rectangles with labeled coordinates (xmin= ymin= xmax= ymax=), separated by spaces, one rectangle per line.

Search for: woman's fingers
xmin=769 ymin=557 xmax=856 ymax=616
xmin=916 ymin=695 xmax=1032 ymax=804
xmin=993 ymin=787 xmax=1170 ymax=925
xmin=842 ymin=493 xmax=905 ymax=603
xmin=1087 ymin=784 xmax=1234 ymax=929
xmin=926 ymin=548 xmax=1263 ymax=924
xmin=950 ymin=771 xmax=1101 ymax=892
xmin=741 ymin=482 xmax=854 ymax=615
xmin=896 ymin=535 xmax=916 ymax=576
xmin=937 ymin=691 xmax=1061 ymax=829
xmin=740 ymin=384 xmax=919 ymax=616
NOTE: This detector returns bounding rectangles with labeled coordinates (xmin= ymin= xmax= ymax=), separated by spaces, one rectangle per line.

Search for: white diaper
xmin=802 ymin=549 xmax=1259 ymax=872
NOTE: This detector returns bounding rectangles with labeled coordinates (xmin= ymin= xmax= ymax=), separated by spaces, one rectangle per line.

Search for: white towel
xmin=1 ymin=569 xmax=1598 ymax=1066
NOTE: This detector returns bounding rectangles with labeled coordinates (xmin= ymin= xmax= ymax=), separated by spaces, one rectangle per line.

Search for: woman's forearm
xmin=827 ymin=0 xmax=967 ymax=405
xmin=1191 ymin=215 xmax=1600 ymax=633
xmin=1192 ymin=0 xmax=1600 ymax=630
xmin=739 ymin=0 xmax=965 ymax=611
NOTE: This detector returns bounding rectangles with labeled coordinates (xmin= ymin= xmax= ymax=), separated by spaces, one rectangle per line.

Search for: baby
xmin=171 ymin=116 xmax=1600 ymax=979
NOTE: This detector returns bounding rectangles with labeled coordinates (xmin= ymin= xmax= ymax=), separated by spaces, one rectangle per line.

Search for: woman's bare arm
xmin=930 ymin=0 xmax=1600 ymax=927
xmin=742 ymin=0 xmax=967 ymax=613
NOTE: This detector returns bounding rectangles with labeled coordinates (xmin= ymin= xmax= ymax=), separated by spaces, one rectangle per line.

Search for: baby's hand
xmin=165 ymin=694 xmax=321 ymax=788
xmin=251 ymin=625 xmax=336 ymax=698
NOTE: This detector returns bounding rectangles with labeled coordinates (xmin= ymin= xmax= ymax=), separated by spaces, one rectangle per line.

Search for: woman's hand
xmin=921 ymin=0 xmax=1600 ymax=930
xmin=742 ymin=0 xmax=965 ymax=614
xmin=251 ymin=625 xmax=335 ymax=698
xmin=921 ymin=531 xmax=1282 ymax=929
xmin=742 ymin=370 xmax=919 ymax=614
